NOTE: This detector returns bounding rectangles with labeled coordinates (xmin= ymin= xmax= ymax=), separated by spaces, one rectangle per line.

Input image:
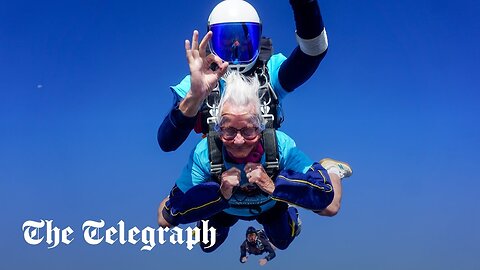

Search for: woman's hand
xmin=244 ymin=163 xmax=275 ymax=195
xmin=220 ymin=167 xmax=241 ymax=199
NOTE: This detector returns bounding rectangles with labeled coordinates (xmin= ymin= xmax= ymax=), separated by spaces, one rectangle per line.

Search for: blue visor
xmin=209 ymin=22 xmax=261 ymax=65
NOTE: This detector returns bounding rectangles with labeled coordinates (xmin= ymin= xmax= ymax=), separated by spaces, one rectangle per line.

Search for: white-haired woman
xmin=158 ymin=72 xmax=351 ymax=252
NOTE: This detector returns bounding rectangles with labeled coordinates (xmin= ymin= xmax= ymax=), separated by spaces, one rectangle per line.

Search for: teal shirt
xmin=175 ymin=131 xmax=314 ymax=217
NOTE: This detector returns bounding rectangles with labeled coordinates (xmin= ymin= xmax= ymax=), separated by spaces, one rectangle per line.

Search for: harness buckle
xmin=206 ymin=84 xmax=221 ymax=120
xmin=265 ymin=159 xmax=279 ymax=170
xmin=210 ymin=163 xmax=224 ymax=175
xmin=207 ymin=116 xmax=217 ymax=125
xmin=262 ymin=114 xmax=274 ymax=122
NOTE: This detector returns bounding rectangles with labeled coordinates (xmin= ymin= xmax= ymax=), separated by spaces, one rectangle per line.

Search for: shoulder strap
xmin=259 ymin=36 xmax=274 ymax=63
xmin=206 ymin=87 xmax=225 ymax=182
xmin=262 ymin=119 xmax=280 ymax=180
xmin=208 ymin=122 xmax=225 ymax=182
xmin=256 ymin=45 xmax=280 ymax=179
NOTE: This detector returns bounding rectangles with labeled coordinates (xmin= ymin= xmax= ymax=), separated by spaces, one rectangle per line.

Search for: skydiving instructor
xmin=157 ymin=0 xmax=329 ymax=151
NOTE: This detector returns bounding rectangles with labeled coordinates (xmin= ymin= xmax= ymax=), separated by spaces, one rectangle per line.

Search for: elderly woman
xmin=158 ymin=71 xmax=351 ymax=251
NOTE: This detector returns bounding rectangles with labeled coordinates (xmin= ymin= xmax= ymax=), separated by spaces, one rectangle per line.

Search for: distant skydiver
xmin=240 ymin=226 xmax=276 ymax=266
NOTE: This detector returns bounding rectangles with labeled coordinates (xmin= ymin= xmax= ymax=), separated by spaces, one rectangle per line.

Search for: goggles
xmin=208 ymin=22 xmax=261 ymax=65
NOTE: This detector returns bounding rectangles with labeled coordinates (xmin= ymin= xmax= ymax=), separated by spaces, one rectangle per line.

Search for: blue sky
xmin=1 ymin=0 xmax=479 ymax=269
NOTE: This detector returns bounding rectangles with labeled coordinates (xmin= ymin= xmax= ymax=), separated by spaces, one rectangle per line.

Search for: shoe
xmin=320 ymin=158 xmax=353 ymax=179
xmin=295 ymin=215 xmax=302 ymax=237
xmin=287 ymin=206 xmax=302 ymax=237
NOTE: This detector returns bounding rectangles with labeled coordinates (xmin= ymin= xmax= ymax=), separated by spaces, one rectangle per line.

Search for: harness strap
xmin=208 ymin=122 xmax=225 ymax=182
xmin=262 ymin=119 xmax=280 ymax=180
xmin=259 ymin=36 xmax=273 ymax=63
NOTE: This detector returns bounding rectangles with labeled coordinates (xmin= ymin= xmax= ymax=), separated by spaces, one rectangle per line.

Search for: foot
xmin=320 ymin=158 xmax=353 ymax=179
xmin=288 ymin=206 xmax=302 ymax=237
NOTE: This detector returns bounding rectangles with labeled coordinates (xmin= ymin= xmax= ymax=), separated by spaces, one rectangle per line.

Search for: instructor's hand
xmin=181 ymin=30 xmax=228 ymax=116
xmin=186 ymin=30 xmax=228 ymax=97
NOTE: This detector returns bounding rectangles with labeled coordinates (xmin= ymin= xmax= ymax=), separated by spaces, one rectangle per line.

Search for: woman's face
xmin=219 ymin=102 xmax=261 ymax=159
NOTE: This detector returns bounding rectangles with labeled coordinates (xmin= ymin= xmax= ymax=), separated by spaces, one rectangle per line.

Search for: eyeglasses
xmin=219 ymin=126 xmax=259 ymax=140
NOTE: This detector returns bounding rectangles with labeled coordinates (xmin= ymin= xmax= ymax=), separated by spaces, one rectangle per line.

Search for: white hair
xmin=216 ymin=71 xmax=265 ymax=128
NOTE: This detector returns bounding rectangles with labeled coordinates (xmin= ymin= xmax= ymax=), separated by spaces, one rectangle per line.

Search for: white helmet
xmin=208 ymin=0 xmax=262 ymax=73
